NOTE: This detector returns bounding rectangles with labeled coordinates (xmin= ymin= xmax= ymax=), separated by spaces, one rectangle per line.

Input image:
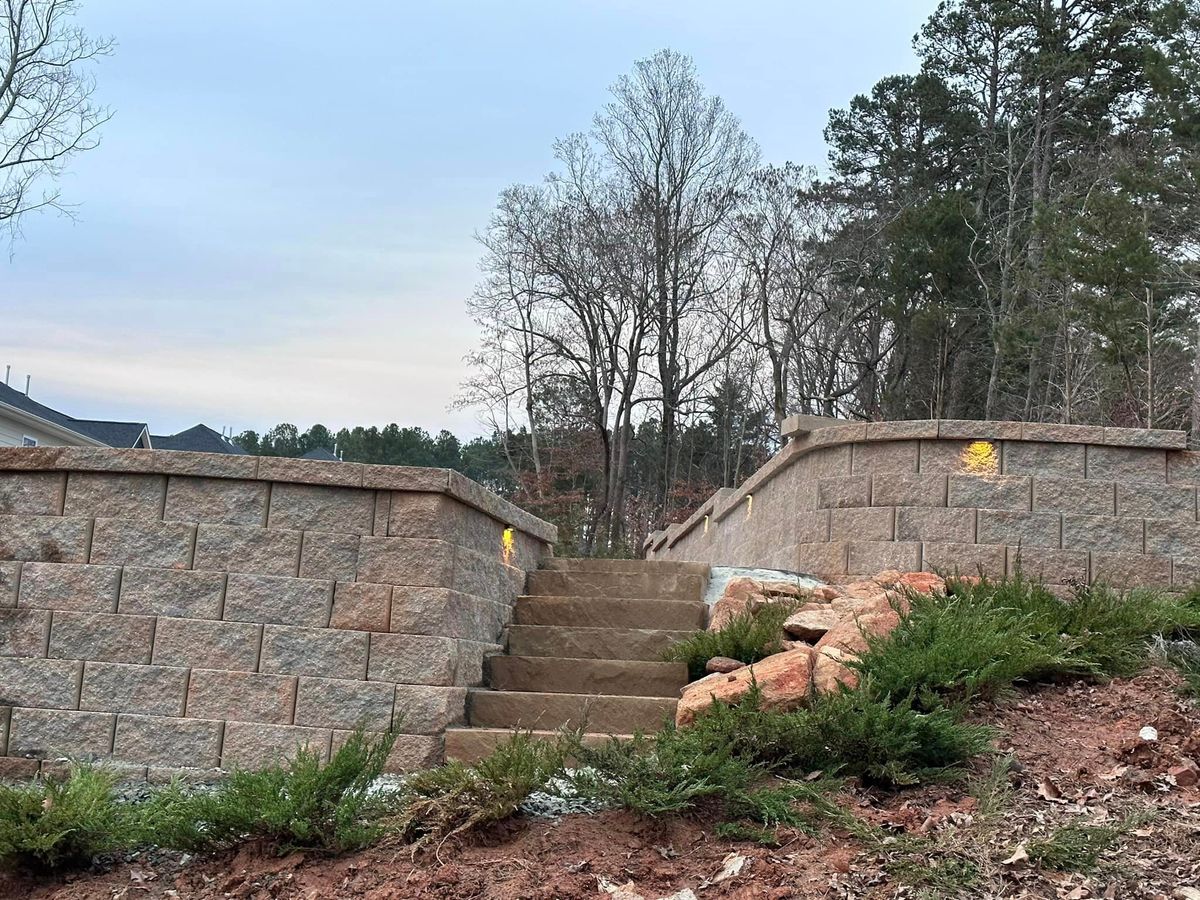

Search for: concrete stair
xmin=444 ymin=557 xmax=708 ymax=763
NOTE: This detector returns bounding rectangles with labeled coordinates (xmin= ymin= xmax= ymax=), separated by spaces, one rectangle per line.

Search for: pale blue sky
xmin=2 ymin=0 xmax=931 ymax=437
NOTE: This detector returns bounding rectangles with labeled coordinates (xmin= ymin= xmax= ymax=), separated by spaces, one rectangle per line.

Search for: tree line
xmin=458 ymin=1 xmax=1200 ymax=554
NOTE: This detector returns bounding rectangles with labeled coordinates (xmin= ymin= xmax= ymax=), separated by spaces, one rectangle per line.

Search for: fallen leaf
xmin=1002 ymin=845 xmax=1030 ymax=867
xmin=1038 ymin=778 xmax=1066 ymax=803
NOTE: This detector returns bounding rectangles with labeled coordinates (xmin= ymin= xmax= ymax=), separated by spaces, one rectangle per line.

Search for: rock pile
xmin=676 ymin=570 xmax=950 ymax=726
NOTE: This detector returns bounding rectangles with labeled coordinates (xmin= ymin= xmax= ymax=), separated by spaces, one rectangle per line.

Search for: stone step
xmin=506 ymin=624 xmax=696 ymax=661
xmin=443 ymin=727 xmax=628 ymax=765
xmin=487 ymin=656 xmax=689 ymax=697
xmin=467 ymin=689 xmax=677 ymax=733
xmin=526 ymin=570 xmax=705 ymax=601
xmin=513 ymin=595 xmax=707 ymax=630
xmin=541 ymin=558 xmax=710 ymax=578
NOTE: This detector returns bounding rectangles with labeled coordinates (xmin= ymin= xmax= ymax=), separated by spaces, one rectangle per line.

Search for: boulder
xmin=811 ymin=647 xmax=859 ymax=694
xmin=705 ymin=656 xmax=746 ymax=674
xmin=815 ymin=603 xmax=902 ymax=656
xmin=708 ymin=577 xmax=804 ymax=631
xmin=876 ymin=570 xmax=946 ymax=595
xmin=782 ymin=606 xmax=841 ymax=642
xmin=676 ymin=647 xmax=816 ymax=726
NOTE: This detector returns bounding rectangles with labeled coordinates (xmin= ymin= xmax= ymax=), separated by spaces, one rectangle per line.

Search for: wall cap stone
xmin=0 ymin=448 xmax=557 ymax=544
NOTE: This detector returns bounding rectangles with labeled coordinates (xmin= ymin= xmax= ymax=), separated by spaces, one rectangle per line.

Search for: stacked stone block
xmin=0 ymin=448 xmax=554 ymax=778
xmin=647 ymin=420 xmax=1199 ymax=594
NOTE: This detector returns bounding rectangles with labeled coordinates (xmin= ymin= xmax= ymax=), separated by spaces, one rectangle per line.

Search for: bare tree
xmin=1 ymin=0 xmax=111 ymax=235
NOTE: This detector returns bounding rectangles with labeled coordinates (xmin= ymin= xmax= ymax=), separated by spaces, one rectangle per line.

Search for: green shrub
xmin=663 ymin=599 xmax=801 ymax=680
xmin=143 ymin=729 xmax=395 ymax=854
xmin=1026 ymin=819 xmax=1134 ymax=871
xmin=0 ymin=763 xmax=141 ymax=871
xmin=389 ymin=730 xmax=569 ymax=847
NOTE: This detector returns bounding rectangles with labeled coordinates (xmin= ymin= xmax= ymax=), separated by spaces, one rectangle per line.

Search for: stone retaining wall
xmin=0 ymin=447 xmax=555 ymax=778
xmin=645 ymin=420 xmax=1199 ymax=593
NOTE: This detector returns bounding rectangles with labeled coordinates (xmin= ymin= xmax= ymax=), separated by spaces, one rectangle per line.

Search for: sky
xmin=1 ymin=0 xmax=932 ymax=439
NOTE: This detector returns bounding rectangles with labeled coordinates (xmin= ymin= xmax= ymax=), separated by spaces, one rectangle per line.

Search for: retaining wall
xmin=645 ymin=420 xmax=1200 ymax=592
xmin=0 ymin=447 xmax=555 ymax=778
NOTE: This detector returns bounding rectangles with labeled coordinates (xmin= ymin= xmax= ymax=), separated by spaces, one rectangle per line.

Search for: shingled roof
xmin=150 ymin=424 xmax=248 ymax=455
xmin=0 ymin=382 xmax=149 ymax=447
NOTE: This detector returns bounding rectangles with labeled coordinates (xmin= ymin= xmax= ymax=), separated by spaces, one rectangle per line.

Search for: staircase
xmin=444 ymin=558 xmax=711 ymax=763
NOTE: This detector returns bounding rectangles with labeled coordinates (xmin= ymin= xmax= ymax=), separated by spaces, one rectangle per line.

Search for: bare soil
xmin=4 ymin=669 xmax=1199 ymax=899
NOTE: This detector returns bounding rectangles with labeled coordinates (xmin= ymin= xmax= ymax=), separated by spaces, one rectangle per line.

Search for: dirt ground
xmin=3 ymin=669 xmax=1199 ymax=900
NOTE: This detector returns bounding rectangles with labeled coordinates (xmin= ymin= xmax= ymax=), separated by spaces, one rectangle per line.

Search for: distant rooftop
xmin=151 ymin=424 xmax=248 ymax=455
xmin=301 ymin=446 xmax=340 ymax=462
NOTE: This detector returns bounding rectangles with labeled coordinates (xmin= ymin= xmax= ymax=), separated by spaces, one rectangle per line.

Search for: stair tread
xmin=468 ymin=689 xmax=676 ymax=732
xmin=443 ymin=727 xmax=632 ymax=764
xmin=514 ymin=595 xmax=707 ymax=629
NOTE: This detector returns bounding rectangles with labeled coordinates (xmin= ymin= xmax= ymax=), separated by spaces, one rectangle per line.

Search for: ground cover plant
xmin=662 ymin=598 xmax=801 ymax=679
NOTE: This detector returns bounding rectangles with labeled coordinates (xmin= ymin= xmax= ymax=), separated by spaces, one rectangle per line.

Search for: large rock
xmin=815 ymin=602 xmax=902 ymax=656
xmin=676 ymin=647 xmax=816 ymax=726
xmin=782 ymin=605 xmax=841 ymax=642
xmin=708 ymin=577 xmax=804 ymax=631
xmin=705 ymin=656 xmax=746 ymax=674
xmin=810 ymin=647 xmax=859 ymax=694
xmin=874 ymin=570 xmax=946 ymax=595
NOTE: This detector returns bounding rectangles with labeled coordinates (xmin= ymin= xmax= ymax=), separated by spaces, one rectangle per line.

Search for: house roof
xmin=0 ymin=381 xmax=149 ymax=447
xmin=151 ymin=424 xmax=248 ymax=455
xmin=300 ymin=446 xmax=340 ymax=462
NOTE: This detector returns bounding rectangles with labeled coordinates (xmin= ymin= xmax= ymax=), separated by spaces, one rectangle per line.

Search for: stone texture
xmin=390 ymin=588 xmax=503 ymax=641
xmin=293 ymin=676 xmax=395 ymax=730
xmin=850 ymin=440 xmax=918 ymax=474
xmin=782 ymin=606 xmax=840 ymax=642
xmin=0 ymin=561 xmax=16 ymax=607
xmin=810 ymin=647 xmax=859 ymax=694
xmin=922 ymin=542 xmax=1006 ymax=576
xmin=387 ymin=493 xmax=465 ymax=541
xmin=1002 ymin=441 xmax=1085 ymax=478
xmin=192 ymin=524 xmax=302 ymax=576
xmin=7 ymin=708 xmax=113 ymax=759
xmin=815 ymin=602 xmax=902 ymax=656
xmin=151 ymin=617 xmax=261 ymax=670
xmin=299 ymin=531 xmax=359 ymax=580
xmin=49 ymin=611 xmax=155 ymax=664
xmin=847 ymin=541 xmax=920 ymax=575
xmin=221 ymin=721 xmax=331 ymax=768
xmin=0 ymin=514 xmax=90 ymax=562
xmin=829 ymin=507 xmax=894 ymax=542
xmin=164 ymin=476 xmax=268 ymax=525
xmin=453 ymin=640 xmax=503 ymax=687
xmin=1033 ymin=478 xmax=1115 ymax=516
xmin=977 ymin=510 xmax=1061 ymax=548
xmin=894 ymin=507 xmax=975 ymax=543
xmin=1091 ymin=552 xmax=1172 ymax=589
xmin=1174 ymin=557 xmax=1200 ymax=588
xmin=1168 ymin=451 xmax=1200 ymax=486
xmin=80 ymin=662 xmax=188 ymax=716
xmin=948 ymin=475 xmax=1031 ymax=510
xmin=1062 ymin=515 xmax=1144 ymax=553
xmin=356 ymin=537 xmax=455 ymax=586
xmin=186 ymin=669 xmax=297 ymax=725
xmin=1116 ymin=483 xmax=1196 ymax=521
xmin=0 ymin=472 xmax=64 ymax=515
xmin=90 ymin=518 xmax=194 ymax=569
xmin=392 ymin=685 xmax=468 ymax=734
xmin=112 ymin=714 xmax=222 ymax=767
xmin=918 ymin=440 xmax=975 ymax=473
xmin=816 ymin=476 xmax=871 ymax=509
xmin=676 ymin=647 xmax=815 ymax=726
xmin=259 ymin=625 xmax=369 ymax=679
xmin=117 ymin=567 xmax=225 ymax=618
xmin=1145 ymin=519 xmax=1200 ymax=558
xmin=705 ymin=657 xmax=746 ymax=674
xmin=707 ymin=578 xmax=804 ymax=631
xmin=359 ymin=731 xmax=443 ymax=772
xmin=222 ymin=573 xmax=333 ymax=627
xmin=0 ymin=608 xmax=50 ymax=656
xmin=329 ymin=582 xmax=391 ymax=632
xmin=1102 ymin=427 xmax=1187 ymax=449
xmin=1021 ymin=423 xmax=1105 ymax=444
xmin=1007 ymin=546 xmax=1089 ymax=583
xmin=64 ymin=473 xmax=165 ymax=520
xmin=870 ymin=473 xmax=947 ymax=508
xmin=795 ymin=542 xmax=847 ymax=577
xmin=1086 ymin=446 xmax=1167 ymax=483
xmin=16 ymin=563 xmax=120 ymax=611
xmin=939 ymin=420 xmax=1023 ymax=440
xmin=268 ymin=483 xmax=375 ymax=535
xmin=0 ymin=657 xmax=81 ymax=708
xmin=367 ymin=633 xmax=457 ymax=685
xmin=865 ymin=420 xmax=940 ymax=440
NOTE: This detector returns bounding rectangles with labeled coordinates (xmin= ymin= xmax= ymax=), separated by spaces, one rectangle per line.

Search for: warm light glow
xmin=960 ymin=441 xmax=999 ymax=476
xmin=501 ymin=526 xmax=515 ymax=565
xmin=745 ymin=494 xmax=754 ymax=519
xmin=703 ymin=514 xmax=710 ymax=534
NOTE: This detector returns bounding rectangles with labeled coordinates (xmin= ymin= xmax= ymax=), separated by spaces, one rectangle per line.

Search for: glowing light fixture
xmin=745 ymin=494 xmax=754 ymax=519
xmin=703 ymin=514 xmax=710 ymax=534
xmin=960 ymin=440 xmax=999 ymax=476
xmin=501 ymin=526 xmax=515 ymax=565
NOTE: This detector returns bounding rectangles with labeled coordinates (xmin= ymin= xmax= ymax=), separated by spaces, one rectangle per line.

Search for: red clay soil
xmin=4 ymin=669 xmax=1199 ymax=900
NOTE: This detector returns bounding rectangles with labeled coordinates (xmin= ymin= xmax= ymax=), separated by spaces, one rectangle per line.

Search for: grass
xmin=1026 ymin=815 xmax=1147 ymax=872
xmin=0 ymin=763 xmax=142 ymax=871
xmin=663 ymin=599 xmax=801 ymax=680
xmin=1151 ymin=635 xmax=1200 ymax=698
xmin=141 ymin=729 xmax=396 ymax=854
